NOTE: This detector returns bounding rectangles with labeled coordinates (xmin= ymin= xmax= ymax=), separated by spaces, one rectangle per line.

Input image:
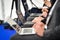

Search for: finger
xmin=32 ymin=17 xmax=44 ymax=23
xmin=41 ymin=12 xmax=48 ymax=17
xmin=32 ymin=17 xmax=38 ymax=22
xmin=42 ymin=8 xmax=48 ymax=12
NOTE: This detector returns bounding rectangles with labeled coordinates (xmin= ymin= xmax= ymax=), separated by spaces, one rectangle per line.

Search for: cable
xmin=10 ymin=0 xmax=15 ymax=18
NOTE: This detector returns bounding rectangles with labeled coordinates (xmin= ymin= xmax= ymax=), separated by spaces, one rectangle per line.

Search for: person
xmin=32 ymin=0 xmax=51 ymax=36
xmin=24 ymin=0 xmax=51 ymax=20
xmin=32 ymin=0 xmax=51 ymax=23
xmin=10 ymin=0 xmax=53 ymax=40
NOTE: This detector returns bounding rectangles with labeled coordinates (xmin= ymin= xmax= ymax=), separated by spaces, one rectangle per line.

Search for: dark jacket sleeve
xmin=43 ymin=0 xmax=60 ymax=40
xmin=43 ymin=25 xmax=60 ymax=40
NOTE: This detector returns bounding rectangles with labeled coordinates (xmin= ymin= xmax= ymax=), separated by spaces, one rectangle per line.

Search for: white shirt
xmin=0 ymin=0 xmax=50 ymax=21
xmin=26 ymin=0 xmax=50 ymax=10
xmin=26 ymin=0 xmax=44 ymax=10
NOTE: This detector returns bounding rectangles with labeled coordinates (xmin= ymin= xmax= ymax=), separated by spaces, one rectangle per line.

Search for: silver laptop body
xmin=6 ymin=17 xmax=35 ymax=35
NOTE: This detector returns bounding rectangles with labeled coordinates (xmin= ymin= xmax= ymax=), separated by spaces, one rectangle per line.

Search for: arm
xmin=41 ymin=0 xmax=52 ymax=17
xmin=32 ymin=0 xmax=52 ymax=37
xmin=32 ymin=0 xmax=52 ymax=23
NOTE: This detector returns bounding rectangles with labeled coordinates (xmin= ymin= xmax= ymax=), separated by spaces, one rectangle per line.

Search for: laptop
xmin=6 ymin=17 xmax=35 ymax=35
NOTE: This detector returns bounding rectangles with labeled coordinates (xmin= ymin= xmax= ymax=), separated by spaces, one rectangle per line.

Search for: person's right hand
xmin=32 ymin=22 xmax=45 ymax=36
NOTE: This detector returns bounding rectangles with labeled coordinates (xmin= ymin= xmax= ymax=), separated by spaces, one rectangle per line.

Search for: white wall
xmin=0 ymin=0 xmax=18 ymax=20
xmin=0 ymin=0 xmax=4 ymax=20
xmin=4 ymin=0 xmax=17 ymax=19
xmin=0 ymin=0 xmax=25 ymax=20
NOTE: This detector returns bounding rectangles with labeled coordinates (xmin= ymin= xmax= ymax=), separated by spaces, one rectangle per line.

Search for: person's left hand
xmin=32 ymin=22 xmax=45 ymax=36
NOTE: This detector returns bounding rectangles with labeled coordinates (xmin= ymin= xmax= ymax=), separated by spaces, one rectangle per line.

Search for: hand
xmin=40 ymin=12 xmax=48 ymax=17
xmin=44 ymin=0 xmax=52 ymax=7
xmin=42 ymin=8 xmax=48 ymax=12
xmin=41 ymin=7 xmax=48 ymax=17
xmin=32 ymin=22 xmax=45 ymax=36
xmin=32 ymin=17 xmax=44 ymax=23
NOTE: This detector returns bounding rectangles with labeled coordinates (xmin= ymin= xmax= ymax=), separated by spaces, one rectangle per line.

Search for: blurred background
xmin=0 ymin=25 xmax=16 ymax=40
xmin=0 ymin=0 xmax=17 ymax=40
xmin=0 ymin=0 xmax=58 ymax=40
